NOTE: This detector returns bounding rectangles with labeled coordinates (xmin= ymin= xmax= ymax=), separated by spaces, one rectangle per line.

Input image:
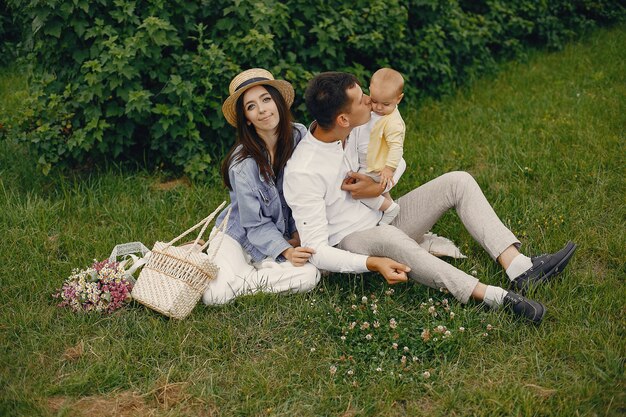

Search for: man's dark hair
xmin=305 ymin=72 xmax=359 ymax=130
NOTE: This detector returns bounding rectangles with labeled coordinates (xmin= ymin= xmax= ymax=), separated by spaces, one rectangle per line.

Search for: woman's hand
xmin=283 ymin=246 xmax=316 ymax=267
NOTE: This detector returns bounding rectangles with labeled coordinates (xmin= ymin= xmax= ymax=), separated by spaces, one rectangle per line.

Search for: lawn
xmin=0 ymin=25 xmax=624 ymax=416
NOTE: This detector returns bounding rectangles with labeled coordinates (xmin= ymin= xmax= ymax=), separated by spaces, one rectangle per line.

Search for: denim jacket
xmin=215 ymin=123 xmax=307 ymax=262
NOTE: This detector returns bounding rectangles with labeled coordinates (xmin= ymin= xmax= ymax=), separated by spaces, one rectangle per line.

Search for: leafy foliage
xmin=6 ymin=0 xmax=625 ymax=176
xmin=0 ymin=1 xmax=25 ymax=66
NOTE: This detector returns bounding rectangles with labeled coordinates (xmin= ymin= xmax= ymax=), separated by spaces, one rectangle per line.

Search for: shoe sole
xmin=534 ymin=303 xmax=546 ymax=324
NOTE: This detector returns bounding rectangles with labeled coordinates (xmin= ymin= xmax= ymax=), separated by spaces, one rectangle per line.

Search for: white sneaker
xmin=379 ymin=202 xmax=400 ymax=225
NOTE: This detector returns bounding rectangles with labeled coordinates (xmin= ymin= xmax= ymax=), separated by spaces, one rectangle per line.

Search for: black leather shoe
xmin=503 ymin=291 xmax=546 ymax=324
xmin=510 ymin=241 xmax=577 ymax=293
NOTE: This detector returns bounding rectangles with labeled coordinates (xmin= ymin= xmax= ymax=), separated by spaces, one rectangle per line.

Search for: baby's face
xmin=369 ymin=81 xmax=402 ymax=116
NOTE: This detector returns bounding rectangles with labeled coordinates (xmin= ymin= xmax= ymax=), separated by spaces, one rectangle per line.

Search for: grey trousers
xmin=337 ymin=171 xmax=520 ymax=303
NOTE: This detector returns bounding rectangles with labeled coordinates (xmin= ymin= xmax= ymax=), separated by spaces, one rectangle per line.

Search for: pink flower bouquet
xmin=53 ymin=259 xmax=133 ymax=313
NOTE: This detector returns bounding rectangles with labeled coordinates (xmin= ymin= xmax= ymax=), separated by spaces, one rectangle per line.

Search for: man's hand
xmin=283 ymin=246 xmax=316 ymax=267
xmin=341 ymin=171 xmax=384 ymax=199
xmin=366 ymin=256 xmax=410 ymax=284
xmin=379 ymin=166 xmax=396 ymax=190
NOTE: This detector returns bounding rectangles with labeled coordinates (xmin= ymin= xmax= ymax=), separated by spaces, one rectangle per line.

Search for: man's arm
xmin=284 ymin=169 xmax=370 ymax=272
xmin=284 ymin=169 xmax=409 ymax=282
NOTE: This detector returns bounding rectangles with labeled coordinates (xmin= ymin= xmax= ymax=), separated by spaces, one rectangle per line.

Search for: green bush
xmin=6 ymin=0 xmax=625 ymax=177
xmin=0 ymin=2 xmax=25 ymax=66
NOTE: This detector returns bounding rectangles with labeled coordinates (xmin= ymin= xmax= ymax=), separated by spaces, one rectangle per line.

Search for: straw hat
xmin=221 ymin=68 xmax=295 ymax=127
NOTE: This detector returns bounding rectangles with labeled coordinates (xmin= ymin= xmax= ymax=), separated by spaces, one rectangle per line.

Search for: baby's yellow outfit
xmin=366 ymin=107 xmax=406 ymax=173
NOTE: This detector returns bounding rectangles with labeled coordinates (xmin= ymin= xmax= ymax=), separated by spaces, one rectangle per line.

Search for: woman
xmin=202 ymin=69 xmax=320 ymax=305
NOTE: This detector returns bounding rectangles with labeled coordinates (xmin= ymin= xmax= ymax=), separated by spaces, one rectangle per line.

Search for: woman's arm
xmin=230 ymin=162 xmax=293 ymax=260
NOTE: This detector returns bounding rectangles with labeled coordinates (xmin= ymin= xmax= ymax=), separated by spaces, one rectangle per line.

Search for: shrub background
xmin=3 ymin=0 xmax=625 ymax=177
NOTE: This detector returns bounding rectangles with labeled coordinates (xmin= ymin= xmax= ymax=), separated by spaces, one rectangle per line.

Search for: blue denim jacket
xmin=215 ymin=123 xmax=307 ymax=262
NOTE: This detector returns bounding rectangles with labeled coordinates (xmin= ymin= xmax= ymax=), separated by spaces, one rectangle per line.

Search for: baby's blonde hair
xmin=371 ymin=68 xmax=404 ymax=97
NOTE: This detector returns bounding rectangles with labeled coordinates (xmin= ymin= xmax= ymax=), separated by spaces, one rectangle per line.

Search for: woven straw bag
xmin=131 ymin=201 xmax=231 ymax=319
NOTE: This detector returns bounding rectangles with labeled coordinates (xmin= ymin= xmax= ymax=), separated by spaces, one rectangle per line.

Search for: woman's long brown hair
xmin=220 ymin=85 xmax=295 ymax=190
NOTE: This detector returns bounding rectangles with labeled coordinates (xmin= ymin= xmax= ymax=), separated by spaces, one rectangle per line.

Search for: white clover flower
xmin=351 ymin=304 xmax=357 ymax=310
xmin=401 ymin=356 xmax=407 ymax=364
xmin=486 ymin=324 xmax=493 ymax=331
xmin=428 ymin=298 xmax=433 ymax=303
xmin=459 ymin=327 xmax=465 ymax=332
xmin=349 ymin=322 xmax=357 ymax=330
xmin=442 ymin=298 xmax=449 ymax=306
xmin=482 ymin=332 xmax=488 ymax=337
xmin=310 ymin=347 xmax=316 ymax=352
xmin=403 ymin=346 xmax=409 ymax=352
xmin=433 ymin=337 xmax=438 ymax=342
xmin=444 ymin=330 xmax=451 ymax=337
xmin=376 ymin=367 xmax=382 ymax=372
xmin=347 ymin=369 xmax=354 ymax=376
xmin=373 ymin=321 xmax=380 ymax=328
xmin=450 ymin=312 xmax=455 ymax=319
xmin=365 ymin=334 xmax=372 ymax=341
xmin=436 ymin=325 xmax=444 ymax=333
xmin=412 ymin=356 xmax=419 ymax=362
xmin=329 ymin=365 xmax=337 ymax=375
xmin=360 ymin=322 xmax=370 ymax=330
xmin=389 ymin=318 xmax=398 ymax=329
xmin=340 ymin=336 xmax=346 ymax=341
xmin=471 ymin=270 xmax=478 ymax=276
xmin=423 ymin=371 xmax=431 ymax=379
xmin=361 ymin=296 xmax=368 ymax=304
xmin=392 ymin=343 xmax=398 ymax=350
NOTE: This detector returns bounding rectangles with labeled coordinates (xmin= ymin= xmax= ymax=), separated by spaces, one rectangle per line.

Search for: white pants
xmin=359 ymin=170 xmax=386 ymax=210
xmin=202 ymin=232 xmax=320 ymax=305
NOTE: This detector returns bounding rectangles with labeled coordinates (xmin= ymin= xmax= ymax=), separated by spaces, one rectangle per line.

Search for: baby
xmin=357 ymin=68 xmax=406 ymax=224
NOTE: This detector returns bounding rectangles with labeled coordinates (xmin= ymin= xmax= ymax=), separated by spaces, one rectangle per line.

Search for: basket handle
xmin=165 ymin=201 xmax=227 ymax=249
xmin=200 ymin=205 xmax=232 ymax=256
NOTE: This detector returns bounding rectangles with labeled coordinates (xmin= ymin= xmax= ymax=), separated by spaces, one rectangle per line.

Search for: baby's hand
xmin=380 ymin=166 xmax=396 ymax=189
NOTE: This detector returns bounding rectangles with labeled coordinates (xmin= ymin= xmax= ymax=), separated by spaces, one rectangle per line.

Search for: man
xmin=283 ymin=72 xmax=576 ymax=324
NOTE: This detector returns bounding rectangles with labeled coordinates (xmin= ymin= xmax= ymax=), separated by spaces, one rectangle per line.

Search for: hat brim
xmin=222 ymin=79 xmax=295 ymax=127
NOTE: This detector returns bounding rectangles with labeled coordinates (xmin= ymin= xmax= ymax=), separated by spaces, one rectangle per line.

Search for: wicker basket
xmin=132 ymin=202 xmax=230 ymax=319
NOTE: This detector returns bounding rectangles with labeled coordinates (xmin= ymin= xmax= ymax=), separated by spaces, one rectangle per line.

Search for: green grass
xmin=1 ymin=26 xmax=625 ymax=416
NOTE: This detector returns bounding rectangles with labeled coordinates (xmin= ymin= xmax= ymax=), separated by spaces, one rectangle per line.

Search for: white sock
xmin=483 ymin=285 xmax=507 ymax=309
xmin=505 ymin=254 xmax=533 ymax=280
xmin=384 ymin=201 xmax=398 ymax=213
xmin=379 ymin=201 xmax=400 ymax=225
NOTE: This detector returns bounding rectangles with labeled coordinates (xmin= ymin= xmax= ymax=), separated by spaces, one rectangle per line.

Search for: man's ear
xmin=336 ymin=113 xmax=350 ymax=128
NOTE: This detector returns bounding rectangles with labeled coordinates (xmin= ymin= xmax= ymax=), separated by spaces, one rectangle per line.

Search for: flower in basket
xmin=53 ymin=259 xmax=134 ymax=313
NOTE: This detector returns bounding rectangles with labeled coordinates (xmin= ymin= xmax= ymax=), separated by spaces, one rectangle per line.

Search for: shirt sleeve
xmin=284 ymin=169 xmax=370 ymax=273
xmin=230 ymin=167 xmax=292 ymax=260
xmin=383 ymin=117 xmax=405 ymax=169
